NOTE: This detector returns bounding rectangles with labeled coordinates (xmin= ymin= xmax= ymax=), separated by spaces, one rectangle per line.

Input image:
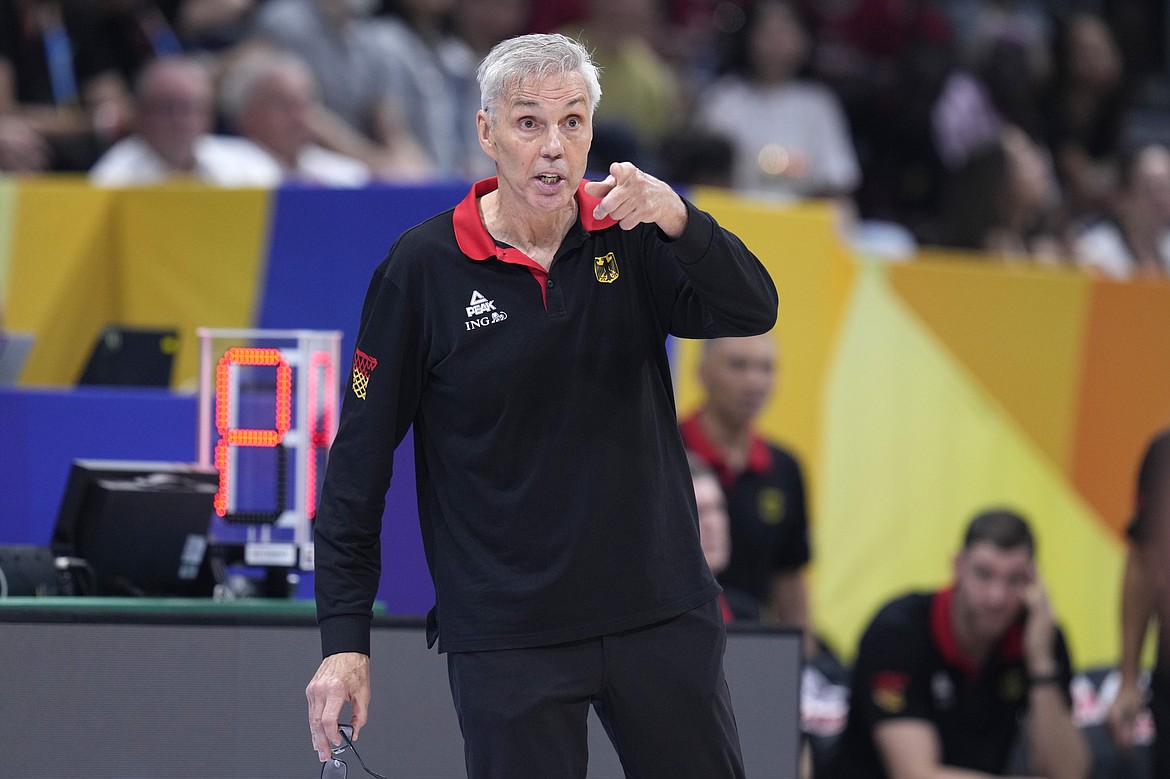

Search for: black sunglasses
xmin=320 ymin=725 xmax=390 ymax=779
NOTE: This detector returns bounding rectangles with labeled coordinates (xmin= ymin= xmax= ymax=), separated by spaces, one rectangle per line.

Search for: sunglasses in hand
xmin=321 ymin=724 xmax=390 ymax=779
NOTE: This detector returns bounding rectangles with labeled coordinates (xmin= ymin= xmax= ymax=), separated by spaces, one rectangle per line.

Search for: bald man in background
xmin=680 ymin=334 xmax=815 ymax=655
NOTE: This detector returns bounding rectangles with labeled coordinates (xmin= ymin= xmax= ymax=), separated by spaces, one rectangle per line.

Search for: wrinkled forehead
xmin=497 ymin=71 xmax=591 ymax=112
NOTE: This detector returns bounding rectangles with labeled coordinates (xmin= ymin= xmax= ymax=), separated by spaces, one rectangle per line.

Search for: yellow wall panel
xmin=0 ymin=177 xmax=16 ymax=309
xmin=676 ymin=191 xmax=856 ymax=490
xmin=889 ymin=254 xmax=1091 ymax=475
xmin=5 ymin=177 xmax=119 ymax=384
xmin=817 ymin=263 xmax=1122 ymax=668
xmin=114 ymin=185 xmax=272 ymax=388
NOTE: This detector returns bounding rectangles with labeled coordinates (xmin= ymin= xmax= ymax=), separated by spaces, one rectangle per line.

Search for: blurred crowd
xmin=2 ymin=0 xmax=1168 ymax=277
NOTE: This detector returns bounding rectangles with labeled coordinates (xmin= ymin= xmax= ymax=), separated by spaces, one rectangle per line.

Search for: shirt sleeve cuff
xmin=320 ymin=613 xmax=373 ymax=658
xmin=659 ymin=197 xmax=715 ymax=265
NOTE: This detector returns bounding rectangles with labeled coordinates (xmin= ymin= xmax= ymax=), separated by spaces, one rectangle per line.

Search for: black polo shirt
xmin=831 ymin=588 xmax=1074 ymax=779
xmin=679 ymin=413 xmax=811 ymax=606
xmin=314 ymin=177 xmax=778 ymax=656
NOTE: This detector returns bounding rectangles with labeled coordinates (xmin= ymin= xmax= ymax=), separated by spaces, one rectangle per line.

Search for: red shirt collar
xmin=452 ymin=176 xmax=618 ymax=263
xmin=930 ymin=585 xmax=1024 ymax=680
xmin=679 ymin=411 xmax=773 ymax=489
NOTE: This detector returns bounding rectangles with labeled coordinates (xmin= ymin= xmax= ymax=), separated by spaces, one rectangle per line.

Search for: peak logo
xmin=466 ymin=290 xmax=496 ymax=317
xmin=463 ymin=290 xmax=508 ymax=331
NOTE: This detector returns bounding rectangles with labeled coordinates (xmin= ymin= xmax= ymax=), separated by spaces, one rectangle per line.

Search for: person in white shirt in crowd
xmin=248 ymin=0 xmax=433 ymax=180
xmin=1074 ymin=142 xmax=1170 ymax=279
xmin=89 ymin=55 xmax=280 ymax=186
xmin=694 ymin=0 xmax=860 ymax=205
xmin=220 ymin=47 xmax=371 ymax=187
xmin=368 ymin=0 xmax=484 ymax=181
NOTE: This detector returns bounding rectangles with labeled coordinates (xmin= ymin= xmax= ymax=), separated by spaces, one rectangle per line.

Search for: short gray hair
xmin=476 ymin=33 xmax=601 ymax=118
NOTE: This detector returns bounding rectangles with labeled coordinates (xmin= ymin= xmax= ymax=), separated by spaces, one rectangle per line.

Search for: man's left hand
xmin=584 ymin=161 xmax=687 ymax=239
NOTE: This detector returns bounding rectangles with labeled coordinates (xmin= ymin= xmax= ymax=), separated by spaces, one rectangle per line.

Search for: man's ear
xmin=477 ymin=110 xmax=495 ymax=158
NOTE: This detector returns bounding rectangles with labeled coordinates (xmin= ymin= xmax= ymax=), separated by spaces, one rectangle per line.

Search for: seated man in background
xmin=830 ymin=509 xmax=1090 ymax=779
xmin=220 ymin=47 xmax=370 ymax=187
xmin=89 ymin=55 xmax=280 ymax=186
xmin=680 ymin=333 xmax=815 ymax=653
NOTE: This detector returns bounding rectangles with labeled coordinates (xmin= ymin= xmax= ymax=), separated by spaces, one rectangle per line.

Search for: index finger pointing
xmin=583 ymin=174 xmax=616 ymax=216
xmin=609 ymin=161 xmax=636 ymax=183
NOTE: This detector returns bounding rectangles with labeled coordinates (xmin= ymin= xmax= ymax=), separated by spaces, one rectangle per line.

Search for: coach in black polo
xmin=830 ymin=510 xmax=1090 ymax=779
xmin=305 ymin=33 xmax=778 ymax=779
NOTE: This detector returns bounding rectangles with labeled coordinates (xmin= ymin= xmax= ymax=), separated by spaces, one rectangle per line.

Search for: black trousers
xmin=446 ymin=598 xmax=746 ymax=779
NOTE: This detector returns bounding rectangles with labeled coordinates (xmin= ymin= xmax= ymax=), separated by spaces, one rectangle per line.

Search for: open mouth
xmin=537 ymin=174 xmax=561 ymax=185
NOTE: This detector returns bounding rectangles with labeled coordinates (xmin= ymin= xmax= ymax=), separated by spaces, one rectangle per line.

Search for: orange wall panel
xmin=1070 ymin=279 xmax=1170 ymax=537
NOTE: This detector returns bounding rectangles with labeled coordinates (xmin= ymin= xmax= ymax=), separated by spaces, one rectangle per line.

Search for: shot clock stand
xmin=196 ymin=328 xmax=342 ymax=593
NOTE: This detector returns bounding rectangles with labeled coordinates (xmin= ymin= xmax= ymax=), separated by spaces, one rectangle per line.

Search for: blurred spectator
xmin=932 ymin=30 xmax=1051 ymax=172
xmin=1074 ymin=142 xmax=1170 ymax=279
xmin=558 ymin=0 xmax=685 ymax=173
xmin=795 ymin=0 xmax=954 ymax=235
xmin=369 ymin=0 xmax=488 ymax=180
xmin=89 ymin=55 xmax=280 ymax=185
xmin=1043 ymin=10 xmax=1128 ymax=221
xmin=687 ymin=452 xmax=758 ymax=622
xmin=679 ymin=334 xmax=816 ymax=657
xmin=830 ymin=508 xmax=1091 ymax=779
xmin=174 ymin=0 xmax=260 ymax=51
xmin=1107 ymin=428 xmax=1170 ymax=779
xmin=448 ymin=0 xmax=528 ymax=180
xmin=249 ymin=0 xmax=434 ymax=180
xmin=525 ymin=0 xmax=583 ymax=35
xmin=658 ymin=0 xmax=753 ymax=88
xmin=452 ymin=0 xmax=527 ymax=61
xmin=70 ymin=0 xmax=184 ymax=84
xmin=693 ymin=0 xmax=860 ymax=204
xmin=798 ymin=0 xmax=951 ymax=80
xmin=0 ymin=0 xmax=145 ymax=172
xmin=1102 ymin=0 xmax=1166 ymax=102
xmin=220 ymin=48 xmax=371 ymax=186
xmin=936 ymin=125 xmax=1069 ymax=263
xmin=945 ymin=0 xmax=1053 ymax=85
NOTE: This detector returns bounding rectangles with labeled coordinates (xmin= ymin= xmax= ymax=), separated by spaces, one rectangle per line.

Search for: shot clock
xmin=196 ymin=328 xmax=341 ymax=574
